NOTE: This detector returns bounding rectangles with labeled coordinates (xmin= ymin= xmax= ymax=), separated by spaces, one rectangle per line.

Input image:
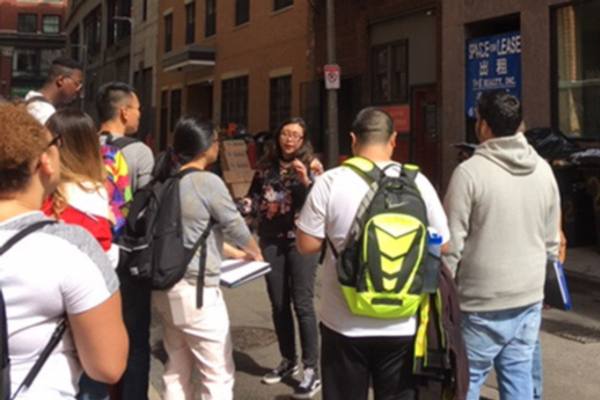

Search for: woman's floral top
xmin=240 ymin=161 xmax=313 ymax=241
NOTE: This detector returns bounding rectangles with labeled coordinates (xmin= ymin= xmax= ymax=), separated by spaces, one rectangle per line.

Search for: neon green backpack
xmin=327 ymin=157 xmax=439 ymax=319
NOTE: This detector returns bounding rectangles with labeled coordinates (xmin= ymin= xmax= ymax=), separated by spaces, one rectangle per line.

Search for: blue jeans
xmin=532 ymin=338 xmax=543 ymax=399
xmin=462 ymin=302 xmax=542 ymax=400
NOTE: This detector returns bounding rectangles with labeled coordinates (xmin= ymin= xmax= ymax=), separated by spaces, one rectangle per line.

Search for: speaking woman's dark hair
xmin=259 ymin=117 xmax=314 ymax=168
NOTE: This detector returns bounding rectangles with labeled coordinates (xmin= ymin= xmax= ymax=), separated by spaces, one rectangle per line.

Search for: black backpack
xmin=1 ymin=221 xmax=67 ymax=400
xmin=117 ymin=168 xmax=215 ymax=308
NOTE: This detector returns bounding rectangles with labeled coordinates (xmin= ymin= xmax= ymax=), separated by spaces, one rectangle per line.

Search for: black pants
xmin=320 ymin=324 xmax=417 ymax=400
xmin=262 ymin=239 xmax=319 ymax=369
xmin=117 ymin=271 xmax=152 ymax=400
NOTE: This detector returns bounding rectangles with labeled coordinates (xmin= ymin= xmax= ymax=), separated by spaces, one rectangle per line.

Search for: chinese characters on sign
xmin=465 ymin=31 xmax=522 ymax=118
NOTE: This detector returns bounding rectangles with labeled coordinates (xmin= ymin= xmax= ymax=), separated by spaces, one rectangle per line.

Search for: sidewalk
xmin=148 ymin=247 xmax=599 ymax=399
xmin=563 ymin=246 xmax=600 ymax=283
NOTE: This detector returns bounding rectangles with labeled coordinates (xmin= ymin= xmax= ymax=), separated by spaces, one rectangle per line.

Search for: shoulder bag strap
xmin=0 ymin=220 xmax=67 ymax=400
xmin=194 ymin=218 xmax=216 ymax=309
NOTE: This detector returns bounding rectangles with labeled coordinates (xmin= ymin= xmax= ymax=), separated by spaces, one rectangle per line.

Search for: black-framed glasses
xmin=46 ymin=134 xmax=63 ymax=150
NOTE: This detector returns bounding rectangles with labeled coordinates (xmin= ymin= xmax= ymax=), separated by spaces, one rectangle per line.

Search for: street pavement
xmin=149 ymin=246 xmax=600 ymax=399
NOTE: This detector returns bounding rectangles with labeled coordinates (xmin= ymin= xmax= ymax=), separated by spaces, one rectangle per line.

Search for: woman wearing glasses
xmin=240 ymin=117 xmax=323 ymax=399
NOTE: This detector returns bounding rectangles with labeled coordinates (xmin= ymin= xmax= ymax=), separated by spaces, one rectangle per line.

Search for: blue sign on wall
xmin=465 ymin=31 xmax=522 ymax=118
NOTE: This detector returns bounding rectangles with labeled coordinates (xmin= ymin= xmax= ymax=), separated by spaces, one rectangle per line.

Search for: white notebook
xmin=220 ymin=259 xmax=271 ymax=288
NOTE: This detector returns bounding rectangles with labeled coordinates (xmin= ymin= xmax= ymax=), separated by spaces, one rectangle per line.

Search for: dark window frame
xmin=69 ymin=27 xmax=80 ymax=61
xmin=170 ymin=89 xmax=182 ymax=133
xmin=269 ymin=75 xmax=292 ymax=131
xmin=142 ymin=0 xmax=148 ymax=21
xmin=17 ymin=13 xmax=38 ymax=33
xmin=185 ymin=2 xmax=196 ymax=44
xmin=274 ymin=0 xmax=293 ymax=11
xmin=164 ymin=13 xmax=173 ymax=53
xmin=83 ymin=7 xmax=102 ymax=61
xmin=205 ymin=0 xmax=216 ymax=37
xmin=221 ymin=76 xmax=249 ymax=127
xmin=160 ymin=90 xmax=169 ymax=150
xmin=370 ymin=39 xmax=409 ymax=105
xmin=235 ymin=0 xmax=250 ymax=26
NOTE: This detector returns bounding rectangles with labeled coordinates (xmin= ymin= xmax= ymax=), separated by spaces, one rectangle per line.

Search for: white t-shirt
xmin=0 ymin=212 xmax=119 ymax=399
xmin=24 ymin=91 xmax=56 ymax=125
xmin=297 ymin=161 xmax=450 ymax=338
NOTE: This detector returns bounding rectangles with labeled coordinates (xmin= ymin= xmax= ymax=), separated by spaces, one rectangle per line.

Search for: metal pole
xmin=325 ymin=0 xmax=339 ymax=168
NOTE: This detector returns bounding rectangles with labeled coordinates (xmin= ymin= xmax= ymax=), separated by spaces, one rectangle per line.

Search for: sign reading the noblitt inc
xmin=465 ymin=31 xmax=522 ymax=118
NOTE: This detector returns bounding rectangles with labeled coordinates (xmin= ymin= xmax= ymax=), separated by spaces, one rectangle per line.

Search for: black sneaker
xmin=261 ymin=359 xmax=299 ymax=384
xmin=292 ymin=367 xmax=321 ymax=399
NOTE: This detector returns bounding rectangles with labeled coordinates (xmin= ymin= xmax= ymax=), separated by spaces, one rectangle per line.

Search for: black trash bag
xmin=524 ymin=127 xmax=580 ymax=160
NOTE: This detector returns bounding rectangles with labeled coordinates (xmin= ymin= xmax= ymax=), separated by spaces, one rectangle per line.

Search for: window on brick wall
xmin=13 ymin=50 xmax=39 ymax=76
xmin=274 ymin=0 xmax=293 ymax=11
xmin=42 ymin=15 xmax=60 ymax=33
xmin=371 ymin=40 xmax=408 ymax=104
xmin=84 ymin=7 xmax=102 ymax=61
xmin=69 ymin=27 xmax=80 ymax=61
xmin=270 ymin=75 xmax=291 ymax=131
xmin=205 ymin=0 xmax=216 ymax=37
xmin=143 ymin=0 xmax=148 ymax=21
xmin=160 ymin=90 xmax=169 ymax=150
xmin=221 ymin=76 xmax=248 ymax=126
xmin=107 ymin=0 xmax=131 ymax=46
xmin=235 ymin=0 xmax=250 ymax=25
xmin=170 ymin=89 xmax=182 ymax=132
xmin=18 ymin=14 xmax=37 ymax=33
xmin=164 ymin=14 xmax=173 ymax=52
xmin=185 ymin=2 xmax=196 ymax=44
xmin=554 ymin=1 xmax=600 ymax=139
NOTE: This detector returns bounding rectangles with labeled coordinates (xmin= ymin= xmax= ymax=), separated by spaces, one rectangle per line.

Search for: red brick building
xmin=0 ymin=0 xmax=67 ymax=98
xmin=156 ymin=0 xmax=316 ymax=150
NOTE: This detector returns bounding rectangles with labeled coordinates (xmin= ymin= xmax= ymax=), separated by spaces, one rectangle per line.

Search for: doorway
xmin=411 ymin=84 xmax=440 ymax=189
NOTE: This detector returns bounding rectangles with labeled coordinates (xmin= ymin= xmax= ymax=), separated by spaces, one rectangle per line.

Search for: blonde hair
xmin=45 ymin=109 xmax=105 ymax=216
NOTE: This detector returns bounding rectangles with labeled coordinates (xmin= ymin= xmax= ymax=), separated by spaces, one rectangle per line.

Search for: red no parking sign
xmin=324 ymin=64 xmax=340 ymax=90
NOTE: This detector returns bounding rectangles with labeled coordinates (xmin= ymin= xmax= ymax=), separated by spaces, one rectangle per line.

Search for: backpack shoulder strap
xmin=111 ymin=136 xmax=139 ymax=150
xmin=0 ymin=220 xmax=67 ymax=400
xmin=194 ymin=218 xmax=216 ymax=309
xmin=401 ymin=163 xmax=420 ymax=182
xmin=343 ymin=157 xmax=382 ymax=183
xmin=0 ymin=220 xmax=55 ymax=256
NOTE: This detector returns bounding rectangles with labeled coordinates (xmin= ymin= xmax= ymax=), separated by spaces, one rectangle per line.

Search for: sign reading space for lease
xmin=465 ymin=31 xmax=522 ymax=118
xmin=324 ymin=64 xmax=341 ymax=90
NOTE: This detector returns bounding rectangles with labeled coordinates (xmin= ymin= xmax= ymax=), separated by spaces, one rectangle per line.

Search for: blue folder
xmin=544 ymin=259 xmax=572 ymax=311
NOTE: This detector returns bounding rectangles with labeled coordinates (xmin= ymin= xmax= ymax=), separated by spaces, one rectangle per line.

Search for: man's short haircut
xmin=0 ymin=104 xmax=48 ymax=193
xmin=96 ymin=81 xmax=136 ymax=124
xmin=477 ymin=90 xmax=522 ymax=137
xmin=351 ymin=107 xmax=394 ymax=144
xmin=46 ymin=57 xmax=83 ymax=84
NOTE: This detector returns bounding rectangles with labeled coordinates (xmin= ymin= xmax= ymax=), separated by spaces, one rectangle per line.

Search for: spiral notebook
xmin=220 ymin=259 xmax=271 ymax=288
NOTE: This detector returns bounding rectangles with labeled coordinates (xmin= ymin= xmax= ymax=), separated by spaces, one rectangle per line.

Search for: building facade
xmin=312 ymin=0 xmax=442 ymax=186
xmin=156 ymin=0 xmax=316 ymax=150
xmin=442 ymin=0 xmax=600 ymax=184
xmin=65 ymin=0 xmax=132 ymax=115
xmin=132 ymin=0 xmax=158 ymax=143
xmin=0 ymin=0 xmax=66 ymax=99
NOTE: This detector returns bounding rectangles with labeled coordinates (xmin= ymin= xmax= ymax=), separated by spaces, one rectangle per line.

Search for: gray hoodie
xmin=443 ymin=133 xmax=561 ymax=312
